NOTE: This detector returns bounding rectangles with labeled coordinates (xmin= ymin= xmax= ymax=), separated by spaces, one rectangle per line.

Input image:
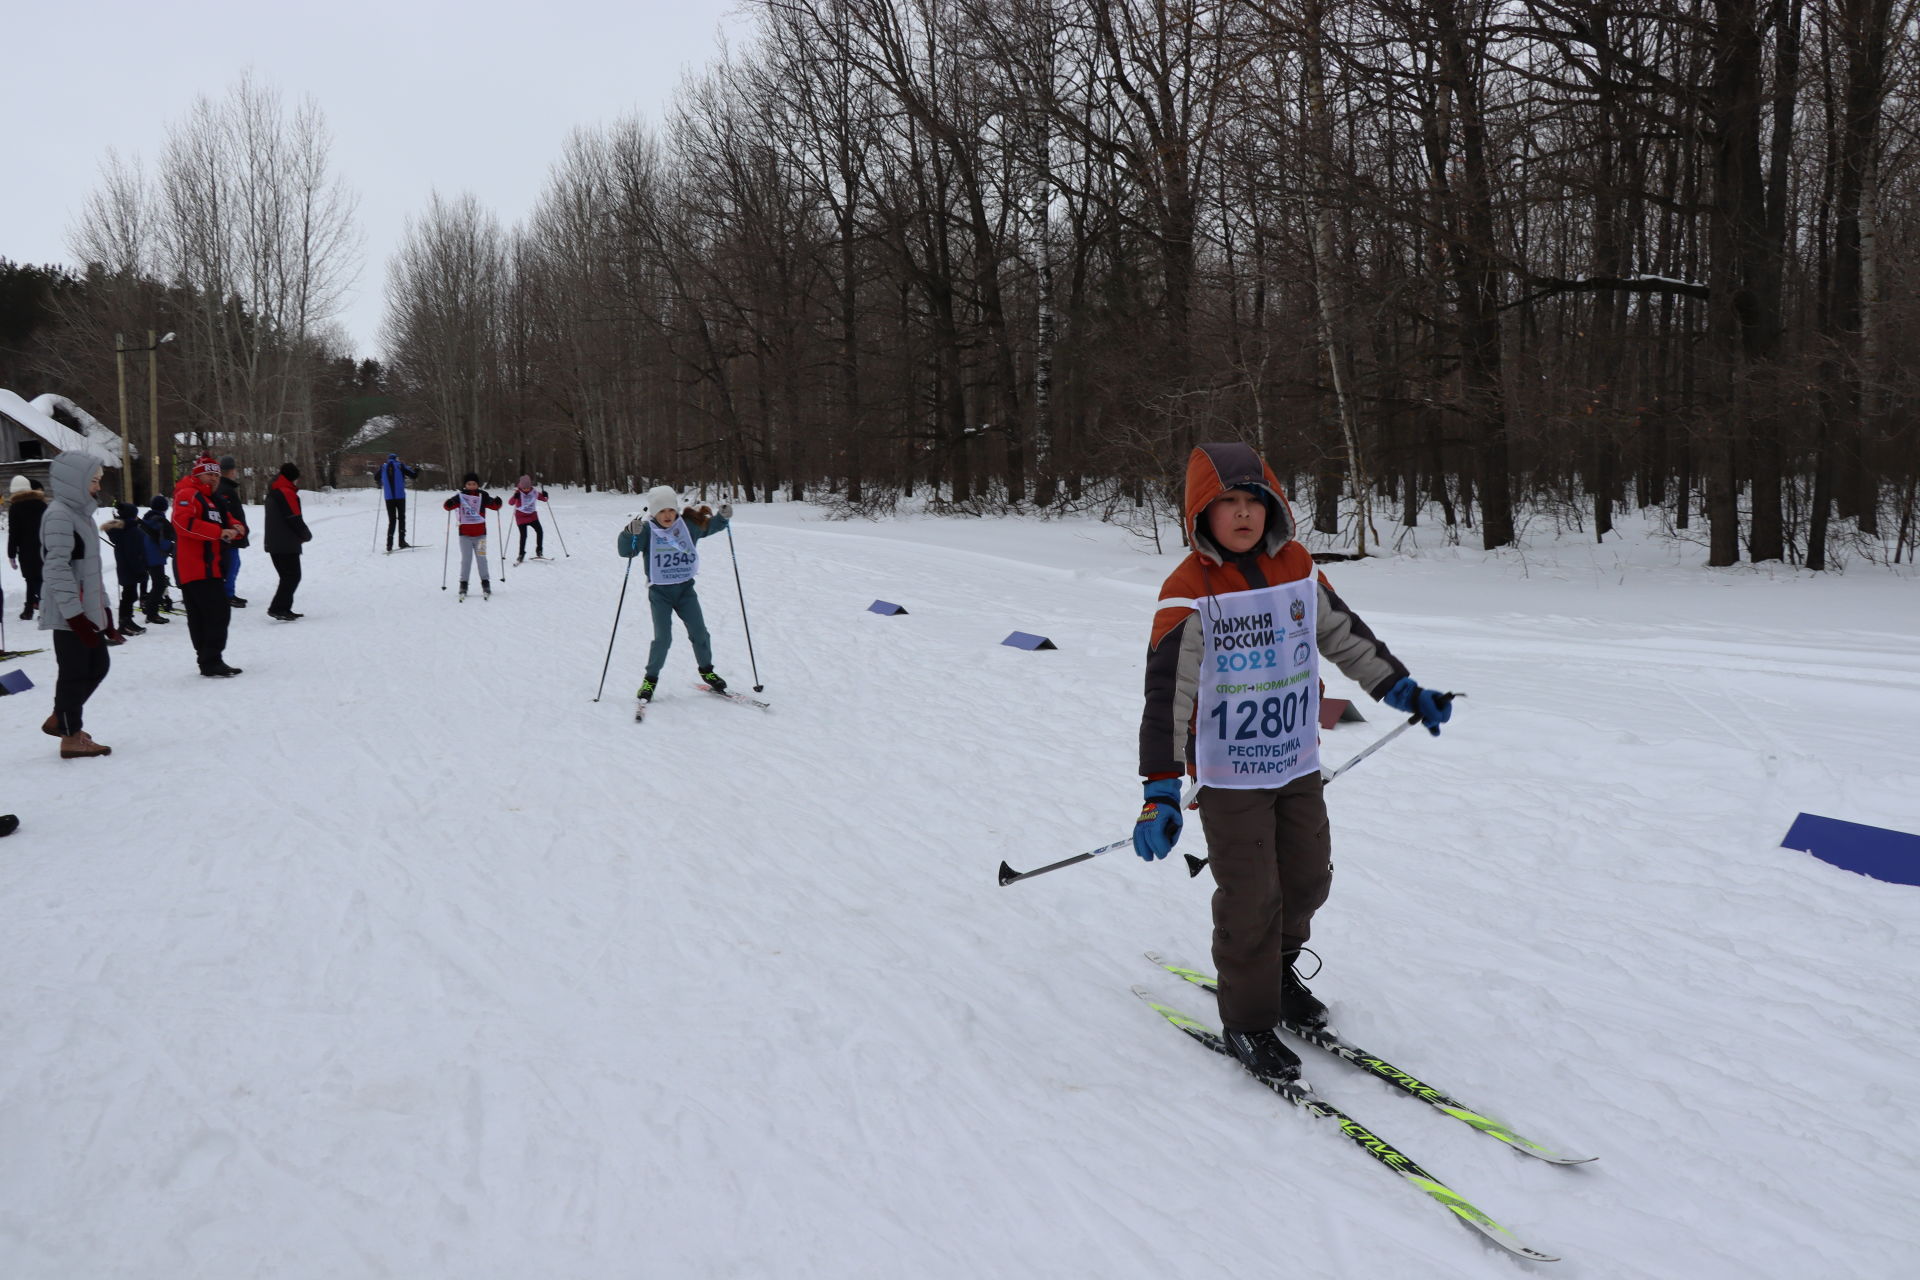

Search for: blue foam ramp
xmin=868 ymin=600 xmax=908 ymax=616
xmin=1781 ymin=813 xmax=1920 ymax=887
xmin=1002 ymin=631 xmax=1057 ymax=651
xmin=0 ymin=669 xmax=31 ymax=696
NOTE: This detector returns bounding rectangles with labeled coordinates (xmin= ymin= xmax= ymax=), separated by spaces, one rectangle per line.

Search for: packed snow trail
xmin=2 ymin=490 xmax=1917 ymax=1279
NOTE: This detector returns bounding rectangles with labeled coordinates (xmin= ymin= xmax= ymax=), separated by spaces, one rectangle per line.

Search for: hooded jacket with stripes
xmin=1139 ymin=443 xmax=1409 ymax=780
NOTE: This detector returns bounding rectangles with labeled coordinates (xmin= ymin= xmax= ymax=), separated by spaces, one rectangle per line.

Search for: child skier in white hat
xmin=617 ymin=485 xmax=733 ymax=705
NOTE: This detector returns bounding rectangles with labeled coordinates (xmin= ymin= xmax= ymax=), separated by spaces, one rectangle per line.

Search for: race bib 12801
xmin=1194 ymin=580 xmax=1320 ymax=790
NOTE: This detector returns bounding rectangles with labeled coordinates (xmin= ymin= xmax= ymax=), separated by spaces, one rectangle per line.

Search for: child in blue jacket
xmin=617 ymin=486 xmax=733 ymax=704
xmin=138 ymin=495 xmax=175 ymax=623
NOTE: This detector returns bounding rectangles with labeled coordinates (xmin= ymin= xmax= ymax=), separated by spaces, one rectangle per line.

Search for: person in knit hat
xmin=173 ymin=454 xmax=244 ymax=676
xmin=262 ymin=462 xmax=313 ymax=619
xmin=7 ymin=474 xmax=48 ymax=620
xmin=616 ymin=484 xmax=734 ymax=706
xmin=442 ymin=473 xmax=502 ymax=600
xmin=507 ymin=475 xmax=549 ymax=563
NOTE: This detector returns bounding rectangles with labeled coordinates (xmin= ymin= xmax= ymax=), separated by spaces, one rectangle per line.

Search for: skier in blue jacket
xmin=377 ymin=453 xmax=420 ymax=551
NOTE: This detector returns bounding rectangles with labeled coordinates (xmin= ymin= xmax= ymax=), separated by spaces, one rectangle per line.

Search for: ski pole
xmin=1180 ymin=695 xmax=1463 ymax=878
xmin=371 ymin=490 xmax=381 ymax=553
xmin=999 ymin=780 xmax=1203 ymax=886
xmin=544 ymin=488 xmax=570 ymax=557
xmin=493 ymin=506 xmax=507 ymax=582
xmin=724 ymin=522 xmax=762 ymax=692
xmin=440 ymin=509 xmax=452 ymax=590
xmin=593 ymin=553 xmax=637 ymax=701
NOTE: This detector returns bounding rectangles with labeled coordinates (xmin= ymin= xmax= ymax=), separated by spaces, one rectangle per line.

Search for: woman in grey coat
xmin=38 ymin=450 xmax=123 ymax=757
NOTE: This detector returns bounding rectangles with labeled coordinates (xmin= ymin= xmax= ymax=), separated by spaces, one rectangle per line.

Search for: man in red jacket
xmin=173 ymin=454 xmax=244 ymax=677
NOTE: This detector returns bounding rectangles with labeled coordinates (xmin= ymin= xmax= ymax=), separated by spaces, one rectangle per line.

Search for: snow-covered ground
xmin=2 ymin=489 xmax=1917 ymax=1279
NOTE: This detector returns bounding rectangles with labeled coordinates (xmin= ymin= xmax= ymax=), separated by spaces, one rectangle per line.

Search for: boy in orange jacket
xmin=1133 ymin=443 xmax=1453 ymax=1079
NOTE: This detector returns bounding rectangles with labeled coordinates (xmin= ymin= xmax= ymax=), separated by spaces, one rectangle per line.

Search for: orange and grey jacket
xmin=1139 ymin=443 xmax=1408 ymax=780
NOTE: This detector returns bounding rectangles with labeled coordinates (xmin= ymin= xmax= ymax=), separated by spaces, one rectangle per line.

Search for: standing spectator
xmin=7 ymin=475 xmax=47 ymax=620
xmin=377 ymin=452 xmax=420 ymax=551
xmin=215 ymin=456 xmax=250 ymax=608
xmin=263 ymin=462 xmax=313 ymax=620
xmin=508 ymin=475 xmax=549 ymax=563
xmin=442 ymin=473 xmax=501 ymax=601
xmin=102 ymin=501 xmax=150 ymax=636
xmin=138 ymin=495 xmax=175 ymax=624
xmin=38 ymin=450 xmax=123 ymax=757
xmin=173 ymin=454 xmax=243 ymax=677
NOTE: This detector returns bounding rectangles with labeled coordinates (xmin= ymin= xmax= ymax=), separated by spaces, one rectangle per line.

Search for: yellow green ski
xmin=1145 ymin=952 xmax=1595 ymax=1166
xmin=1133 ymin=985 xmax=1559 ymax=1263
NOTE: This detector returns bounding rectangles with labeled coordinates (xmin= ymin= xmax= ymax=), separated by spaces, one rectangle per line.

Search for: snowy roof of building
xmin=0 ymin=389 xmax=125 ymax=465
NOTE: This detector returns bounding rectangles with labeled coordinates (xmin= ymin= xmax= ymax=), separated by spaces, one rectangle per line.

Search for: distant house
xmin=0 ymin=389 xmax=125 ymax=489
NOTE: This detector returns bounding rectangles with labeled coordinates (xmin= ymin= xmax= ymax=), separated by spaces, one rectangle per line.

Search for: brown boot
xmin=42 ymin=714 xmax=62 ymax=737
xmin=59 ymin=732 xmax=111 ymax=759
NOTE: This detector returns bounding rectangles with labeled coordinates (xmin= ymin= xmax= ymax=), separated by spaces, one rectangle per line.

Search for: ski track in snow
xmin=3 ymin=492 xmax=1918 ymax=1279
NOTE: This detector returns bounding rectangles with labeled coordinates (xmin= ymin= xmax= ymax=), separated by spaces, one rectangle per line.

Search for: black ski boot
xmin=699 ymin=667 xmax=728 ymax=693
xmin=1222 ymin=1027 xmax=1301 ymax=1081
xmin=1281 ymin=951 xmax=1328 ymax=1027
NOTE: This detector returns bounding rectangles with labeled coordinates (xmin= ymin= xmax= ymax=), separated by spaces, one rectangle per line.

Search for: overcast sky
xmin=2 ymin=0 xmax=747 ymax=360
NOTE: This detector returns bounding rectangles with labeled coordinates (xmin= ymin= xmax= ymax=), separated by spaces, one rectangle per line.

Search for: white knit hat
xmin=8 ymin=474 xmax=29 ymax=494
xmin=644 ymin=484 xmax=680 ymax=518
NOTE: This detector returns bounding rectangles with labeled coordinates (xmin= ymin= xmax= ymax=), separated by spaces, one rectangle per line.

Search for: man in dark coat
xmin=7 ymin=475 xmax=47 ymax=620
xmin=102 ymin=502 xmax=150 ymax=636
xmin=262 ymin=463 xmax=313 ymax=620
xmin=214 ymin=456 xmax=251 ymax=607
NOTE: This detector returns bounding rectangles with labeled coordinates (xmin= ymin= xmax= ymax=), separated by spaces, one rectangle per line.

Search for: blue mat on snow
xmin=1781 ymin=813 xmax=1920 ymax=887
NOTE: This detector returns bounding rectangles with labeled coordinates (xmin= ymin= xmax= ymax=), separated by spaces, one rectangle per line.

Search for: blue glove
xmin=1133 ymin=778 xmax=1184 ymax=861
xmin=1383 ymin=677 xmax=1453 ymax=736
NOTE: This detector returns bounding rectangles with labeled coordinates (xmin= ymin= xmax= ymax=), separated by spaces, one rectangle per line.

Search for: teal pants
xmin=646 ymin=581 xmax=711 ymax=680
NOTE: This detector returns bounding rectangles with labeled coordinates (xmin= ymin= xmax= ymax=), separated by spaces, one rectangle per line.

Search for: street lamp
xmin=114 ymin=331 xmax=175 ymax=498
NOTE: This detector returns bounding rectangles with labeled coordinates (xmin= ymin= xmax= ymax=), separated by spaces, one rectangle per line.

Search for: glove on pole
xmin=1181 ymin=692 xmax=1463 ymax=878
xmin=999 ymin=780 xmax=1200 ymax=886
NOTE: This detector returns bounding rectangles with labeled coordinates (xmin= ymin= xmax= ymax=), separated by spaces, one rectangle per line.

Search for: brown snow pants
xmin=1197 ymin=772 xmax=1333 ymax=1031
